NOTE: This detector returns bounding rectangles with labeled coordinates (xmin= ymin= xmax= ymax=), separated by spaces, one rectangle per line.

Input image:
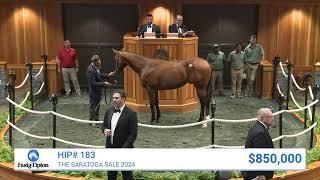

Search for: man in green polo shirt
xmin=228 ymin=43 xmax=247 ymax=98
xmin=207 ymin=44 xmax=226 ymax=96
xmin=244 ymin=35 xmax=264 ymax=97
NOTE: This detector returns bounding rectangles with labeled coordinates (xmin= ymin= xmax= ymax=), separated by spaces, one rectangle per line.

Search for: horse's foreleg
xmin=147 ymin=89 xmax=156 ymax=123
xmin=155 ymin=91 xmax=161 ymax=123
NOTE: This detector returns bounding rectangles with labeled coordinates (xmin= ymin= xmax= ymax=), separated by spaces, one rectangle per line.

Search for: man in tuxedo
xmin=101 ymin=90 xmax=138 ymax=180
xmin=86 ymin=55 xmax=114 ymax=127
xmin=169 ymin=14 xmax=188 ymax=37
xmin=242 ymin=108 xmax=274 ymax=180
xmin=138 ymin=13 xmax=161 ymax=37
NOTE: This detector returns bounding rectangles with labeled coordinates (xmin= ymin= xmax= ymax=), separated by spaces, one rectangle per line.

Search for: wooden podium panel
xmin=123 ymin=33 xmax=199 ymax=112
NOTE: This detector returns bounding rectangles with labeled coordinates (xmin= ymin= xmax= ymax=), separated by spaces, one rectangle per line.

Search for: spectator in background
xmin=56 ymin=40 xmax=81 ymax=97
xmin=244 ymin=35 xmax=264 ymax=97
xmin=227 ymin=43 xmax=247 ymax=98
xmin=207 ymin=44 xmax=226 ymax=96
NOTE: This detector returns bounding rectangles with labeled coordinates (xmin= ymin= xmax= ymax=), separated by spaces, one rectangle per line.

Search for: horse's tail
xmin=206 ymin=66 xmax=213 ymax=105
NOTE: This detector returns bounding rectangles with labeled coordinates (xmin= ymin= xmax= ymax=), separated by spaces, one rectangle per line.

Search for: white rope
xmin=291 ymin=74 xmax=306 ymax=91
xmin=15 ymin=74 xmax=29 ymax=89
xmin=19 ymin=91 xmax=30 ymax=106
xmin=285 ymin=99 xmax=318 ymax=113
xmin=279 ymin=62 xmax=288 ymax=77
xmin=309 ymin=85 xmax=315 ymax=100
xmin=51 ymin=111 xmax=102 ymax=124
xmin=33 ymin=66 xmax=43 ymax=78
xmin=6 ymin=117 xmax=51 ymax=140
xmin=6 ymin=97 xmax=51 ymax=114
xmin=34 ymin=82 xmax=45 ymax=95
xmin=277 ymin=84 xmax=285 ymax=97
xmin=6 ymin=116 xmax=104 ymax=148
xmin=214 ymin=117 xmax=257 ymax=123
xmin=51 ymin=137 xmax=104 ymax=148
xmin=200 ymin=123 xmax=318 ymax=149
xmin=273 ymin=110 xmax=285 ymax=116
xmin=272 ymin=123 xmax=317 ymax=142
xmin=290 ymin=91 xmax=313 ymax=120
xmin=5 ymin=97 xmax=319 ymax=129
xmin=138 ymin=118 xmax=215 ymax=129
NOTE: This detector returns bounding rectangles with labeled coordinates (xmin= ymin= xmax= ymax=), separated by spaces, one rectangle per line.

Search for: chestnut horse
xmin=112 ymin=49 xmax=212 ymax=123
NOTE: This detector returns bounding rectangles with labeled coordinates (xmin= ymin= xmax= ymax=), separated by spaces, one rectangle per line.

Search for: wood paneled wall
xmin=0 ymin=1 xmax=63 ymax=85
xmin=138 ymin=0 xmax=178 ymax=33
xmin=258 ymin=5 xmax=320 ymax=65
xmin=1 ymin=0 xmax=320 ymax=92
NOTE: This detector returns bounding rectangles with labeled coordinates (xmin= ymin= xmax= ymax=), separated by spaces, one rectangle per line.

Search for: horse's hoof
xmin=155 ymin=120 xmax=160 ymax=123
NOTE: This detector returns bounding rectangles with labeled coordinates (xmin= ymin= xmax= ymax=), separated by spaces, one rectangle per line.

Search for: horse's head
xmin=112 ymin=49 xmax=127 ymax=74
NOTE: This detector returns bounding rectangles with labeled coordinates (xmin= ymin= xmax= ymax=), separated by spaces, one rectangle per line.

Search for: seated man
xmin=138 ymin=13 xmax=161 ymax=37
xmin=169 ymin=14 xmax=188 ymax=37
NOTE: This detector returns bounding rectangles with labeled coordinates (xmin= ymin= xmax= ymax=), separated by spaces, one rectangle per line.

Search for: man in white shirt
xmin=101 ymin=90 xmax=138 ymax=180
xmin=138 ymin=13 xmax=161 ymax=37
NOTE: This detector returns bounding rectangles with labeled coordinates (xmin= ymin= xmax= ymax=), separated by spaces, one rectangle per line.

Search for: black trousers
xmin=89 ymin=97 xmax=101 ymax=121
xmin=108 ymin=171 xmax=133 ymax=180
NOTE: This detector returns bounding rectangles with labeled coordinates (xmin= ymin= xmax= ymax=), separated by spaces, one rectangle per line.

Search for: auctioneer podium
xmin=123 ymin=33 xmax=198 ymax=112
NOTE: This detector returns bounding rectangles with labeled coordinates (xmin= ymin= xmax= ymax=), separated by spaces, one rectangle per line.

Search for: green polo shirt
xmin=227 ymin=50 xmax=246 ymax=70
xmin=244 ymin=43 xmax=264 ymax=64
xmin=207 ymin=51 xmax=226 ymax=70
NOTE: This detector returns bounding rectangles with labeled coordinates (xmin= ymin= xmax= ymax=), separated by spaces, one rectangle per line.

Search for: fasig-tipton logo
xmin=17 ymin=149 xmax=49 ymax=169
xmin=28 ymin=149 xmax=39 ymax=162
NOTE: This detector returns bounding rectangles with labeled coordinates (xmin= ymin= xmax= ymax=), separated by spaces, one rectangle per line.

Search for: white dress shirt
xmin=91 ymin=63 xmax=100 ymax=74
xmin=146 ymin=24 xmax=153 ymax=32
xmin=176 ymin=24 xmax=182 ymax=34
xmin=111 ymin=104 xmax=125 ymax=144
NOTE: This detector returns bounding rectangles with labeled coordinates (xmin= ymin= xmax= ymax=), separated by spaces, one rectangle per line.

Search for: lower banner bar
xmin=14 ymin=148 xmax=305 ymax=171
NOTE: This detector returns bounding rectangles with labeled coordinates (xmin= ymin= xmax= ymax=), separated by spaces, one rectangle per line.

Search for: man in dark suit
xmin=138 ymin=13 xmax=161 ymax=37
xmin=87 ymin=55 xmax=114 ymax=127
xmin=242 ymin=108 xmax=274 ymax=180
xmin=169 ymin=14 xmax=188 ymax=37
xmin=101 ymin=90 xmax=138 ymax=180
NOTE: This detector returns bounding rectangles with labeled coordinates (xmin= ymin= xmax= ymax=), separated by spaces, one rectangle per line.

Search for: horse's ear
xmin=112 ymin=49 xmax=119 ymax=54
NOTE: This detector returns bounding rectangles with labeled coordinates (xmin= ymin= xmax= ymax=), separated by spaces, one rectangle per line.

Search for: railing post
xmin=278 ymin=95 xmax=285 ymax=148
xmin=310 ymin=85 xmax=319 ymax=149
xmin=26 ymin=62 xmax=34 ymax=109
xmin=10 ymin=72 xmax=16 ymax=128
xmin=49 ymin=94 xmax=58 ymax=148
xmin=285 ymin=62 xmax=293 ymax=110
xmin=303 ymin=72 xmax=312 ymax=129
xmin=210 ymin=100 xmax=216 ymax=147
xmin=272 ymin=56 xmax=281 ymax=98
xmin=41 ymin=53 xmax=48 ymax=97
xmin=6 ymin=73 xmax=14 ymax=147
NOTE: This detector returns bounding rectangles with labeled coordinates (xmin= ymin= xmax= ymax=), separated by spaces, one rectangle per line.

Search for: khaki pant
xmin=231 ymin=68 xmax=243 ymax=96
xmin=62 ymin=67 xmax=80 ymax=95
xmin=245 ymin=64 xmax=258 ymax=96
xmin=212 ymin=70 xmax=224 ymax=95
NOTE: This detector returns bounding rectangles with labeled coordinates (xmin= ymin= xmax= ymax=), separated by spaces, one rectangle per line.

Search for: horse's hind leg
xmin=196 ymin=88 xmax=206 ymax=122
xmin=155 ymin=91 xmax=161 ymax=123
xmin=147 ymin=89 xmax=156 ymax=123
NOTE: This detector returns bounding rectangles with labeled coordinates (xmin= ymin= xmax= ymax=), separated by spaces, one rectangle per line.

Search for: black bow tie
xmin=113 ymin=108 xmax=121 ymax=113
xmin=148 ymin=25 xmax=152 ymax=28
